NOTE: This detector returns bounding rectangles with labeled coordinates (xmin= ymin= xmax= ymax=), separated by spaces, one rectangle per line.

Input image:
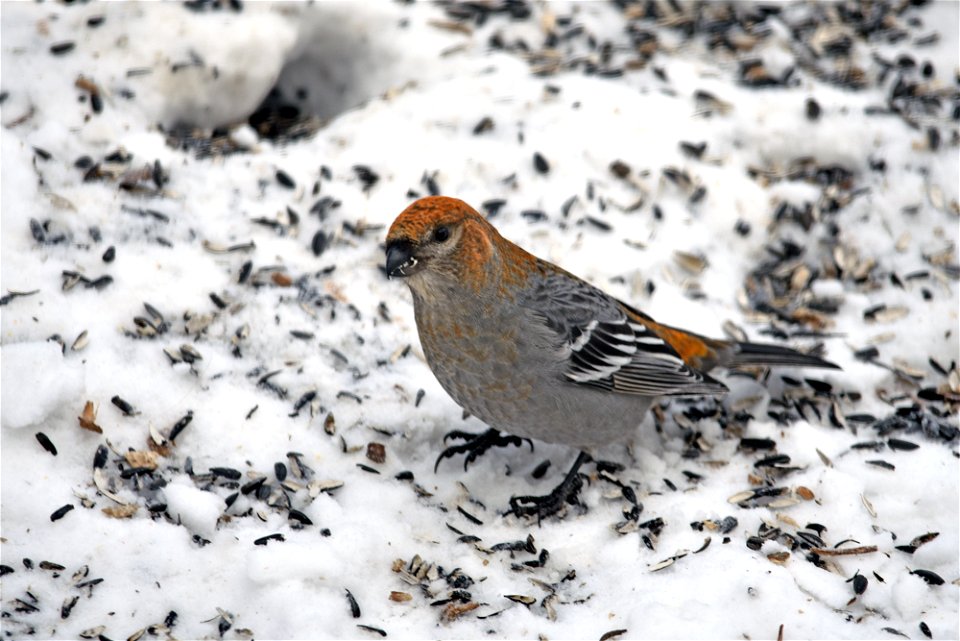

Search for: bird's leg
xmin=508 ymin=451 xmax=593 ymax=521
xmin=434 ymin=427 xmax=533 ymax=472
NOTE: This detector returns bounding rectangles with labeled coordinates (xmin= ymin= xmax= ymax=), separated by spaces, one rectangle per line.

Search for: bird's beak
xmin=385 ymin=240 xmax=418 ymax=278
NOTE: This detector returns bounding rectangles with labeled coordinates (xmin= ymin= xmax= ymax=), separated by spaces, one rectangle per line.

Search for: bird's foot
xmin=434 ymin=427 xmax=533 ymax=472
xmin=508 ymin=452 xmax=592 ymax=521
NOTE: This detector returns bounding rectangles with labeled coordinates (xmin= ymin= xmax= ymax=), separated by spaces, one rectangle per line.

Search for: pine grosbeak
xmin=386 ymin=196 xmax=838 ymax=518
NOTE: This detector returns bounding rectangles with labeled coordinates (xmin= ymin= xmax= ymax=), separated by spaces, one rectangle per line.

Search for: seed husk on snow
xmin=78 ymin=401 xmax=102 ymax=433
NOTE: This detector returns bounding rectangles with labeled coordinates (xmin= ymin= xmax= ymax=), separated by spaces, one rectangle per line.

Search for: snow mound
xmin=1 ymin=340 xmax=83 ymax=430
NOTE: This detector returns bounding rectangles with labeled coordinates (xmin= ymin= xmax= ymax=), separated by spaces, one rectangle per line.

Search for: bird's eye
xmin=433 ymin=226 xmax=450 ymax=243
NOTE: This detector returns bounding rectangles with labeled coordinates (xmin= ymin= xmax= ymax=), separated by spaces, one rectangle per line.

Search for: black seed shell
xmin=910 ymin=569 xmax=944 ymax=585
xmin=533 ymin=152 xmax=550 ymax=174
xmin=345 ymin=588 xmax=361 ymax=618
xmin=35 ymin=432 xmax=57 ymax=455
xmin=852 ymin=574 xmax=868 ymax=595
xmin=50 ymin=504 xmax=74 ymax=522
xmin=93 ymin=445 xmax=109 ymax=469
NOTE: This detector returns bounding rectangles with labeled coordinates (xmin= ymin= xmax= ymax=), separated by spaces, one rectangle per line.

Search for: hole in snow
xmin=166 ymin=4 xmax=466 ymax=148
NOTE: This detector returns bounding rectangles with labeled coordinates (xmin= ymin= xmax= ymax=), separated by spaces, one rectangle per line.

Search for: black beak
xmin=385 ymin=240 xmax=416 ymax=278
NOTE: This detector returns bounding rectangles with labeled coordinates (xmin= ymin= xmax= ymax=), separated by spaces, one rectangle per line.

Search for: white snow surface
xmin=1 ymin=2 xmax=958 ymax=640
xmin=0 ymin=340 xmax=83 ymax=430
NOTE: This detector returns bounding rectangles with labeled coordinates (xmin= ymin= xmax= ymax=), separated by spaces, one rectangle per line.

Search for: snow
xmin=163 ymin=479 xmax=225 ymax=539
xmin=1 ymin=1 xmax=958 ymax=640
xmin=0 ymin=341 xmax=83 ymax=430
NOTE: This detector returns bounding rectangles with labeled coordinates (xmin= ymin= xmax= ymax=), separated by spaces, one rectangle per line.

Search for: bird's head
xmin=385 ymin=196 xmax=497 ymax=286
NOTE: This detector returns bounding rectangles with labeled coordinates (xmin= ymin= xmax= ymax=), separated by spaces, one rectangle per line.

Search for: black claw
xmin=508 ymin=475 xmax=584 ymax=521
xmin=434 ymin=428 xmax=532 ymax=473
xmin=441 ymin=429 xmax=478 ymax=444
xmin=508 ymin=451 xmax=593 ymax=521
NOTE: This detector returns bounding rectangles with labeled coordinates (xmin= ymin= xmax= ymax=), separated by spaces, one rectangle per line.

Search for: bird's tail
xmin=637 ymin=313 xmax=841 ymax=372
xmin=722 ymin=341 xmax=840 ymax=370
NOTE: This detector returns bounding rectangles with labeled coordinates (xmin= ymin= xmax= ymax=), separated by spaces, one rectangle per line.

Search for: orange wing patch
xmin=652 ymin=325 xmax=713 ymax=366
xmin=629 ymin=315 xmax=720 ymax=371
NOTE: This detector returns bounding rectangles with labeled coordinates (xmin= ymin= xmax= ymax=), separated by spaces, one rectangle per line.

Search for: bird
xmin=385 ymin=195 xmax=839 ymax=519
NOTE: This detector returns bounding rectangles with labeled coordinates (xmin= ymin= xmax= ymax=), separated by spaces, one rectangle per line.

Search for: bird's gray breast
xmin=410 ymin=285 xmax=644 ymax=448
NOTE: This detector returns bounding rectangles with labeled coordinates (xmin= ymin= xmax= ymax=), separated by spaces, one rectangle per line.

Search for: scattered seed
xmin=253 ymin=533 xmax=285 ymax=546
xmin=288 ymin=509 xmax=312 ymax=526
xmin=740 ymin=437 xmax=776 ymax=450
xmin=111 ymin=395 xmax=137 ymax=416
xmin=457 ymin=505 xmax=483 ymax=525
xmin=679 ymin=141 xmax=707 ymax=159
xmin=851 ymin=573 xmax=868 ymax=595
xmin=673 ymin=250 xmax=708 ymax=274
xmin=887 ymin=438 xmax=919 ymax=451
xmin=467 ymin=196 xmax=499 ymax=217
xmin=353 ymin=165 xmax=380 ymax=191
xmin=169 ymin=412 xmax=193 ymax=442
xmin=441 ymin=601 xmax=478 ymax=621
xmin=209 ymin=466 xmax=241 ymax=480
xmin=585 ymin=216 xmax=612 ymax=231
xmin=337 ymin=390 xmax=362 ymax=403
xmin=367 ymin=442 xmax=386 ymax=464
xmin=473 ymin=116 xmax=494 ymax=135
xmin=71 ymin=330 xmax=89 ymax=351
xmin=910 ymin=532 xmax=939 ymax=548
xmin=323 ymin=412 xmax=336 ymax=435
xmin=649 ymin=557 xmax=676 ymax=572
xmin=93 ymin=444 xmax=108 ymax=469
xmin=0 ymin=289 xmax=39 ymax=306
xmin=311 ymin=231 xmax=331 ymax=256
xmin=810 ymin=545 xmax=877 ymax=556
xmin=35 ymin=432 xmax=57 ymax=455
xmin=357 ymin=624 xmax=387 ymax=637
xmin=238 ymin=260 xmax=253 ymax=284
xmin=50 ymin=504 xmax=74 ymax=522
xmin=767 ymin=551 xmax=790 ymax=565
xmin=275 ymin=169 xmax=295 ymax=189
xmin=61 ymin=594 xmax=79 ymax=619
xmin=533 ymin=152 xmax=550 ymax=174
xmin=124 ymin=450 xmax=158 ymax=470
xmin=505 ymin=594 xmax=536 ymax=606
xmin=103 ymin=504 xmax=138 ymax=519
xmin=78 ymin=400 xmax=102 ymax=433
xmin=531 ymin=459 xmax=551 ymax=479
xmin=910 ymin=569 xmax=944 ymax=585
xmin=345 ymin=588 xmax=361 ymax=618
xmin=610 ymin=160 xmax=631 ymax=178
xmin=50 ymin=41 xmax=76 ymax=55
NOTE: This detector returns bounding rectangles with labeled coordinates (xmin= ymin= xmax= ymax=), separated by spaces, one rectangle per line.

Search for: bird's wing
xmin=519 ymin=272 xmax=727 ymax=397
